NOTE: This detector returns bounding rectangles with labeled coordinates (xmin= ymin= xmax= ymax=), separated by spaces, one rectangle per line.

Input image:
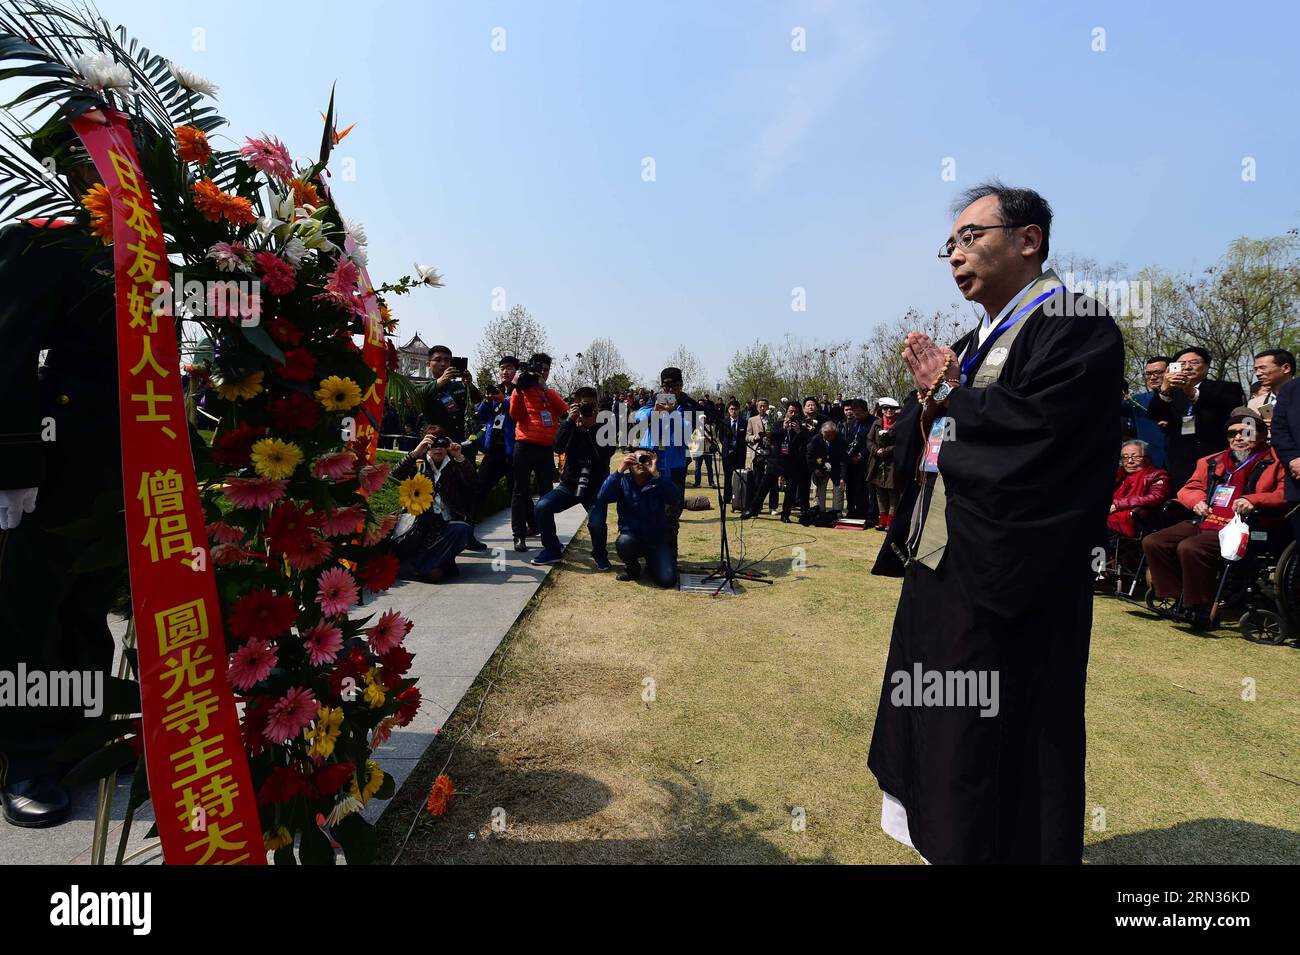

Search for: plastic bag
xmin=1218 ymin=513 xmax=1249 ymax=562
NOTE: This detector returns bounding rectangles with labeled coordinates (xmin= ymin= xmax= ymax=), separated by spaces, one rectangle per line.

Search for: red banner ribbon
xmin=72 ymin=109 xmax=264 ymax=865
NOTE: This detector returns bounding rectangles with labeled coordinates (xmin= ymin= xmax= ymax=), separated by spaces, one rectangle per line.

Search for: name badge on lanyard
xmin=922 ymin=417 xmax=948 ymax=473
xmin=540 ymin=411 xmax=553 ymax=428
xmin=1211 ymin=485 xmax=1235 ymax=508
xmin=493 ymin=413 xmax=506 ymax=431
xmin=1181 ymin=410 xmax=1196 ymax=436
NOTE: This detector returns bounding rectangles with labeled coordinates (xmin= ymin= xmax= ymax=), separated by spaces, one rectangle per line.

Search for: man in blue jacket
xmin=474 ymin=355 xmax=519 ymax=516
xmin=596 ymin=449 xmax=682 ymax=587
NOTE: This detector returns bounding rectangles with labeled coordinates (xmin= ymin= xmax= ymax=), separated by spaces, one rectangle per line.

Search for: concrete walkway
xmin=0 ymin=504 xmax=587 ymax=864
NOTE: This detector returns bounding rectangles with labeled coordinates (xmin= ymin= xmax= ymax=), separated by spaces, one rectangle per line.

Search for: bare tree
xmin=473 ymin=304 xmax=550 ymax=389
xmin=663 ymin=345 xmax=708 ymax=393
xmin=572 ymin=337 xmax=629 ymax=397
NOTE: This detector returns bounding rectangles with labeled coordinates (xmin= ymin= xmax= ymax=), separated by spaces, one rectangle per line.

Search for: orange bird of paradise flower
xmin=319 ymin=112 xmax=357 ymax=146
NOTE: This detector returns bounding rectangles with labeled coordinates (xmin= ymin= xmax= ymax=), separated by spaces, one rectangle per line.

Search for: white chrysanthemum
xmin=282 ymin=236 xmax=308 ymax=267
xmin=167 ymin=62 xmax=219 ymax=98
xmin=348 ymin=244 xmax=369 ymax=268
xmin=414 ymin=264 xmax=443 ymax=288
xmin=72 ymin=54 xmax=133 ymax=95
xmin=343 ymin=218 xmax=367 ymax=248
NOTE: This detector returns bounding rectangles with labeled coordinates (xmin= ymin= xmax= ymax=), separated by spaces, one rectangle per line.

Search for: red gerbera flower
xmin=276 ymin=347 xmax=317 ymax=383
xmin=212 ymin=423 xmax=267 ymax=467
xmin=396 ymin=685 xmax=422 ymax=726
xmin=380 ymin=645 xmax=415 ymax=689
xmin=306 ymin=761 xmax=354 ymax=798
xmin=255 ymin=251 xmax=297 ymax=296
xmin=266 ymin=501 xmax=324 ymax=556
xmin=358 ymin=554 xmax=400 ymax=594
xmin=257 ymin=766 xmax=307 ymax=806
xmin=268 ymin=392 xmax=322 ymax=432
xmin=267 ymin=315 xmax=304 ymax=347
xmin=228 ymin=587 xmax=298 ymax=642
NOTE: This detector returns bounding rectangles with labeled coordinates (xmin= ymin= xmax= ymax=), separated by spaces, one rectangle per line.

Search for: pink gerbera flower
xmin=240 ymin=134 xmax=294 ymax=180
xmin=367 ymin=609 xmax=413 ymax=654
xmin=255 ymin=251 xmax=297 ymax=296
xmin=311 ymin=450 xmax=357 ymax=481
xmin=314 ymin=256 xmax=367 ymax=316
xmin=300 ymin=620 xmax=344 ymax=666
xmin=263 ymin=686 xmax=318 ymax=743
xmin=357 ymin=463 xmax=391 ymax=495
xmin=284 ymin=535 xmax=333 ymax=571
xmin=227 ymin=638 xmax=277 ymax=690
xmin=221 ymin=477 xmax=288 ymax=510
xmin=205 ymin=520 xmax=244 ymax=545
xmin=363 ymin=512 xmax=398 ymax=547
xmin=321 ymin=505 xmax=364 ymax=537
xmin=315 ymin=566 xmax=359 ymax=617
xmin=213 ymin=542 xmax=272 ymax=567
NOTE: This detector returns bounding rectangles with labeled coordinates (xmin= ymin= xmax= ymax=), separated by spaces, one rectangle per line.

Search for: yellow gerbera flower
xmin=398 ymin=473 xmax=434 ymax=515
xmin=305 ymin=705 xmax=344 ymax=760
xmin=314 ymin=375 xmax=363 ymax=411
xmin=349 ymin=759 xmax=385 ymax=805
xmin=363 ymin=667 xmax=386 ymax=708
xmin=250 ymin=437 xmax=303 ymax=480
xmin=263 ymin=826 xmax=292 ymax=851
xmin=215 ymin=370 xmax=265 ymax=401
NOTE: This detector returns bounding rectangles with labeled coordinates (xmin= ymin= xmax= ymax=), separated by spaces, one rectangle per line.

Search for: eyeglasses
xmin=1120 ymin=453 xmax=1145 ymax=462
xmin=939 ymin=223 xmax=1021 ymax=259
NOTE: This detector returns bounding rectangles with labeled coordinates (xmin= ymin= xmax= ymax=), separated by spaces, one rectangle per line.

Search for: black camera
xmin=636 ymin=453 xmax=653 ymax=465
xmin=430 ymin=436 xmax=451 ymax=449
xmin=579 ymin=402 xmax=597 ymax=417
xmin=576 ymin=463 xmax=594 ymax=498
xmin=450 ymin=356 xmax=469 ymax=374
xmin=517 ymin=357 xmax=548 ymax=390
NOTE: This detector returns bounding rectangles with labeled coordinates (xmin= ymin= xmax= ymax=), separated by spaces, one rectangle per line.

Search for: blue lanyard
xmin=960 ymin=286 xmax=1065 ymax=383
xmin=1222 ymin=451 xmax=1264 ymax=481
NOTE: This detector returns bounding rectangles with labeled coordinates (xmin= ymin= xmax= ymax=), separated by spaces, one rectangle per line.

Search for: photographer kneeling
xmin=389 ymin=426 xmax=478 ymax=584
xmin=531 ymin=387 xmax=616 ymax=568
xmin=596 ymin=449 xmax=682 ymax=587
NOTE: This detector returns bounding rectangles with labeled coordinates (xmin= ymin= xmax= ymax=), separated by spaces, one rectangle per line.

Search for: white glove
xmin=0 ymin=487 xmax=38 ymax=530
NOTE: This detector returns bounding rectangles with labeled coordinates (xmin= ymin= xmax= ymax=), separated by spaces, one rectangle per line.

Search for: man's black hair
xmin=530 ymin=352 xmax=551 ymax=366
xmin=1173 ymin=345 xmax=1211 ymax=367
xmin=498 ymin=354 xmax=519 ymax=368
xmin=1145 ymin=355 xmax=1172 ymax=367
xmin=1256 ymin=348 xmax=1297 ymax=377
xmin=803 ymin=395 xmax=818 ymax=406
xmin=575 ymin=385 xmax=598 ymax=400
xmin=430 ymin=344 xmax=452 ymax=357
xmin=950 ymin=180 xmax=1053 ymax=262
xmin=848 ymin=398 xmax=871 ymax=411
xmin=660 ymin=366 xmax=683 ymax=384
xmin=727 ymin=399 xmax=740 ymax=408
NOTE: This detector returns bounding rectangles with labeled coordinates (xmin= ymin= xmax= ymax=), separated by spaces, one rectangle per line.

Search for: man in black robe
xmin=867 ymin=182 xmax=1123 ymax=864
xmin=0 ymin=126 xmax=119 ymax=828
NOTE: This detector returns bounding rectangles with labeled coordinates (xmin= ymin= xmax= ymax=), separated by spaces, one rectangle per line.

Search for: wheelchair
xmin=1139 ymin=507 xmax=1299 ymax=646
xmin=1096 ymin=502 xmax=1179 ymax=599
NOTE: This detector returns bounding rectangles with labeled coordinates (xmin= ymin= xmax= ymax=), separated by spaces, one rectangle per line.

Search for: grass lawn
xmin=376 ymin=499 xmax=1300 ymax=864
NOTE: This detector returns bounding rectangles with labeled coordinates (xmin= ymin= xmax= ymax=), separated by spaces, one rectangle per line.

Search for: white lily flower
xmin=167 ymin=62 xmax=219 ymax=98
xmin=414 ymin=263 xmax=444 ymax=288
xmin=296 ymin=219 xmax=338 ymax=253
xmin=72 ymin=54 xmax=134 ymax=95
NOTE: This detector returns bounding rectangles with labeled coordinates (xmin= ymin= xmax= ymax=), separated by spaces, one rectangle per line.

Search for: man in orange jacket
xmin=1141 ymin=406 xmax=1285 ymax=626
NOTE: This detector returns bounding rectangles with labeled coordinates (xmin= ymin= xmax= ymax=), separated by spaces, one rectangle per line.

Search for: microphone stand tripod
xmin=699 ymin=420 xmax=771 ymax=596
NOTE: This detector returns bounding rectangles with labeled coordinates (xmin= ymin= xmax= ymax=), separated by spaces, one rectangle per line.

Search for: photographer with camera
xmin=389 ymin=426 xmax=478 ymax=584
xmin=742 ymin=402 xmax=807 ymax=522
xmin=419 ymin=344 xmax=482 ymax=449
xmin=508 ymin=352 xmax=568 ymax=552
xmin=530 ymin=387 xmax=616 ymax=569
xmin=596 ymin=449 xmax=683 ymax=587
xmin=632 ymin=367 xmax=703 ymax=561
xmin=474 ymin=355 xmax=519 ymax=515
xmin=842 ymin=398 xmax=876 ymax=520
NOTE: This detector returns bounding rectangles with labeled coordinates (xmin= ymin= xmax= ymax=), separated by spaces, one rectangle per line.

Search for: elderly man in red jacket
xmin=1141 ymin=407 xmax=1285 ymax=626
xmin=1108 ymin=439 xmax=1171 ymax=537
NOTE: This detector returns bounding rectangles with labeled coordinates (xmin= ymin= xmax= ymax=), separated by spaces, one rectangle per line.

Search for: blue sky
xmin=84 ymin=0 xmax=1300 ymax=385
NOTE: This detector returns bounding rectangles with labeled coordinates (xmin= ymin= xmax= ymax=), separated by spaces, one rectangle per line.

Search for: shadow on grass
xmin=382 ymin=740 xmax=814 ymax=864
xmin=1086 ymin=819 xmax=1300 ymax=864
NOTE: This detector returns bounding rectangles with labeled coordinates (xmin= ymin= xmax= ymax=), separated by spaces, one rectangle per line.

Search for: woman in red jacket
xmin=1108 ymin=439 xmax=1171 ymax=537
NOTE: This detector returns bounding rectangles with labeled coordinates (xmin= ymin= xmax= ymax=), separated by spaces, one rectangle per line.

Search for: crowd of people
xmin=1111 ymin=347 xmax=1299 ymax=629
xmin=376 ymin=348 xmax=912 ymax=589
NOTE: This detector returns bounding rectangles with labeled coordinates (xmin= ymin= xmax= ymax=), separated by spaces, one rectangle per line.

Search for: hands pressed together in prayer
xmin=902 ymin=332 xmax=958 ymax=394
